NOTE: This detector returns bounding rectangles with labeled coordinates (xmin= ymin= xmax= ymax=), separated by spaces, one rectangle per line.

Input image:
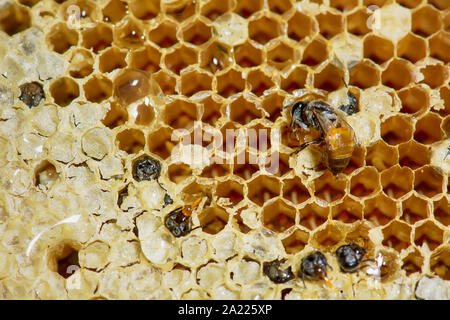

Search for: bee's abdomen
xmin=325 ymin=127 xmax=355 ymax=174
xmin=326 ymin=155 xmax=351 ymax=174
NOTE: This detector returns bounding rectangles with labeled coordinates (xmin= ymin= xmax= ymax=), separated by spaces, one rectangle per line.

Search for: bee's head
xmin=283 ymin=101 xmax=309 ymax=113
xmin=290 ymin=101 xmax=309 ymax=115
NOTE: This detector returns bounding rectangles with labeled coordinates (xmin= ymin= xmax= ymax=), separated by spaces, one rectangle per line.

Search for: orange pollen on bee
xmin=323 ymin=276 xmax=338 ymax=295
xmin=182 ymin=197 xmax=203 ymax=216
xmin=181 ymin=207 xmax=192 ymax=217
xmin=327 ymin=127 xmax=354 ymax=148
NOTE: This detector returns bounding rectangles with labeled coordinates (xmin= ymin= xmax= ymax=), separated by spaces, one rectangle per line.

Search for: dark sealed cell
xmin=19 ymin=81 xmax=45 ymax=108
xmin=132 ymin=155 xmax=161 ymax=181
xmin=263 ymin=259 xmax=295 ymax=283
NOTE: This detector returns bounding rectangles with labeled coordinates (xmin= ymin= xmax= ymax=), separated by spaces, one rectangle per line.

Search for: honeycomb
xmin=0 ymin=0 xmax=449 ymax=300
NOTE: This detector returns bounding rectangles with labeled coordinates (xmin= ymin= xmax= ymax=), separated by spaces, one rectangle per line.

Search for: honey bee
xmin=300 ymin=251 xmax=337 ymax=294
xmin=336 ymin=243 xmax=375 ymax=273
xmin=263 ymin=259 xmax=295 ymax=284
xmin=132 ymin=155 xmax=161 ymax=181
xmin=164 ymin=197 xmax=203 ymax=237
xmin=284 ymin=89 xmax=358 ymax=175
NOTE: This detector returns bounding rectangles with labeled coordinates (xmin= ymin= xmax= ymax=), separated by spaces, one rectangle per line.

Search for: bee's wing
xmin=335 ymin=114 xmax=355 ymax=132
xmin=310 ymin=100 xmax=335 ymax=113
xmin=310 ymin=107 xmax=335 ymax=134
xmin=312 ymin=107 xmax=357 ymax=141
xmin=336 ymin=114 xmax=357 ymax=144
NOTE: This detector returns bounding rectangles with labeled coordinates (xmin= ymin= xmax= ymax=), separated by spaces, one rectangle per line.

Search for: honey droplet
xmin=114 ymin=68 xmax=152 ymax=106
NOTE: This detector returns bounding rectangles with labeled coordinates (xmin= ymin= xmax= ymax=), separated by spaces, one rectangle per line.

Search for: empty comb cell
xmin=114 ymin=68 xmax=154 ymax=106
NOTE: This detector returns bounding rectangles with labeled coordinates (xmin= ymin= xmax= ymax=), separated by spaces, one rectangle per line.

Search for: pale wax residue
xmin=26 ymin=214 xmax=81 ymax=257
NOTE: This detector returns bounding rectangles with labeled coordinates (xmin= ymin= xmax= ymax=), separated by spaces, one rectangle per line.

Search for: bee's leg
xmin=203 ymin=192 xmax=212 ymax=206
xmin=326 ymin=261 xmax=333 ymax=271
xmin=302 ymin=273 xmax=306 ymax=288
xmin=292 ymin=130 xmax=300 ymax=143
xmin=294 ymin=128 xmax=301 ymax=142
xmin=291 ymin=139 xmax=323 ymax=155
xmin=357 ymin=258 xmax=377 ymax=270
xmin=360 ymin=258 xmax=377 ymax=264
xmin=346 ymin=258 xmax=378 ymax=273
xmin=195 ymin=192 xmax=212 ymax=207
xmin=291 ymin=120 xmax=308 ymax=142
xmin=291 ymin=121 xmax=300 ymax=141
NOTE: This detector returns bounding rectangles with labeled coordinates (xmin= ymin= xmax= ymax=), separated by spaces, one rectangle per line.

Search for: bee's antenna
xmin=157 ymin=179 xmax=167 ymax=192
xmin=192 ymin=219 xmax=215 ymax=233
xmin=190 ymin=225 xmax=203 ymax=232
xmin=341 ymin=76 xmax=349 ymax=89
xmin=350 ymin=258 xmax=378 ymax=273
xmin=358 ymin=258 xmax=377 ymax=266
